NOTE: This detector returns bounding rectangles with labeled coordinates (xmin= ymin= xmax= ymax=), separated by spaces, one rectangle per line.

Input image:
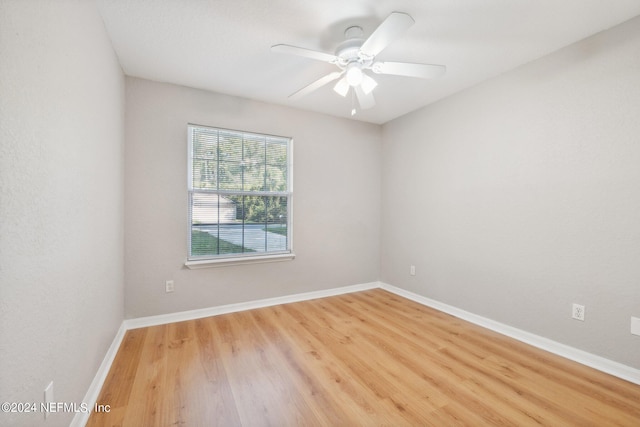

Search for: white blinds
xmin=188 ymin=125 xmax=291 ymax=259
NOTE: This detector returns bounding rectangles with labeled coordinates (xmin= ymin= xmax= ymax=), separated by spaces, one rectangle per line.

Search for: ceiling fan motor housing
xmin=335 ymin=26 xmax=373 ymax=69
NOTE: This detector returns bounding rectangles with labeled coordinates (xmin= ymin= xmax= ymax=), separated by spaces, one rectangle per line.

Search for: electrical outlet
xmin=410 ymin=265 xmax=416 ymax=276
xmin=165 ymin=280 xmax=174 ymax=293
xmin=572 ymin=303 xmax=585 ymax=321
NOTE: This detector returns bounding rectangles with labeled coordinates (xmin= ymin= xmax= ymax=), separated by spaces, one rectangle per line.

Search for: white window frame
xmin=185 ymin=124 xmax=294 ymax=269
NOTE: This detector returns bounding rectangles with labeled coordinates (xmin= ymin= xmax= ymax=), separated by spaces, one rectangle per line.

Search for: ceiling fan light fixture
xmin=360 ymin=74 xmax=378 ymax=94
xmin=333 ymin=77 xmax=349 ymax=97
xmin=346 ymin=63 xmax=364 ymax=86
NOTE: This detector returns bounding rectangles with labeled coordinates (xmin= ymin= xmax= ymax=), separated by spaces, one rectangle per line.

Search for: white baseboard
xmin=379 ymin=282 xmax=640 ymax=386
xmin=76 ymin=279 xmax=639 ymax=426
xmin=124 ymin=281 xmax=380 ymax=330
xmin=70 ymin=322 xmax=127 ymax=427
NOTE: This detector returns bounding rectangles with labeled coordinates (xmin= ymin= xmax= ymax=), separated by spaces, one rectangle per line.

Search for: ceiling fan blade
xmin=355 ymin=85 xmax=376 ymax=109
xmin=271 ymin=44 xmax=338 ymax=63
xmin=359 ymin=12 xmax=415 ymax=57
xmin=372 ymin=61 xmax=446 ymax=79
xmin=289 ymin=71 xmax=343 ymax=100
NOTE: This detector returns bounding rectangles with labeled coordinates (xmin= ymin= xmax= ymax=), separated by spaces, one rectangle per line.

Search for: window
xmin=186 ymin=124 xmax=293 ymax=267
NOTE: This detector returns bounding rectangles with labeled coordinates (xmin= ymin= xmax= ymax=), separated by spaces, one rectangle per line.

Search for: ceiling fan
xmin=271 ymin=12 xmax=446 ymax=115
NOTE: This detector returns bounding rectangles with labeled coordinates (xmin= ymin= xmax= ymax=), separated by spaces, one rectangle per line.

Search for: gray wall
xmin=124 ymin=77 xmax=381 ymax=318
xmin=0 ymin=1 xmax=125 ymax=426
xmin=381 ymin=16 xmax=640 ymax=368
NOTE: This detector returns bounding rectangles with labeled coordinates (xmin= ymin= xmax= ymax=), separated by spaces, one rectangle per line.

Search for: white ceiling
xmin=97 ymin=0 xmax=640 ymax=124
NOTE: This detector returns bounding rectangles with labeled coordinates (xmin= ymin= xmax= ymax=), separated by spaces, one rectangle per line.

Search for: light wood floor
xmin=87 ymin=289 xmax=640 ymax=426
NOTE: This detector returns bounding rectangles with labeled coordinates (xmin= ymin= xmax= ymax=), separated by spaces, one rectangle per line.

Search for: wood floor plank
xmin=326 ymin=295 xmax=522 ymax=425
xmin=192 ymin=317 xmax=243 ymax=426
xmin=120 ymin=324 xmax=168 ymax=426
xmin=216 ymin=309 xmax=327 ymax=426
xmin=262 ymin=304 xmax=395 ymax=424
xmin=87 ymin=289 xmax=640 ymax=426
xmin=248 ymin=307 xmax=355 ymax=425
xmin=279 ymin=300 xmax=418 ymax=425
xmin=88 ymin=327 xmax=147 ymax=427
xmin=305 ymin=297 xmax=445 ymax=424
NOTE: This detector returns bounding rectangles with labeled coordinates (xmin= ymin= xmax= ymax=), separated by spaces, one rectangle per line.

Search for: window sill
xmin=184 ymin=252 xmax=296 ymax=269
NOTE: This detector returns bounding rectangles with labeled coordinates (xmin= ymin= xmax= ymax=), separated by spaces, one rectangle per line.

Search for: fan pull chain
xmin=351 ymin=89 xmax=357 ymax=116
